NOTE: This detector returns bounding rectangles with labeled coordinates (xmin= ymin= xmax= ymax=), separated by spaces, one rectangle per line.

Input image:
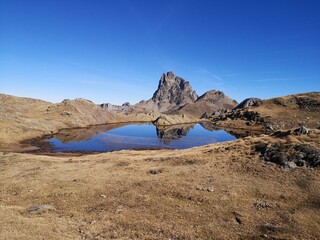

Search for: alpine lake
xmin=34 ymin=122 xmax=237 ymax=153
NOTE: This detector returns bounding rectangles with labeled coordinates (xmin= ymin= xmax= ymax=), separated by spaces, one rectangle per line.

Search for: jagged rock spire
xmin=151 ymin=72 xmax=198 ymax=112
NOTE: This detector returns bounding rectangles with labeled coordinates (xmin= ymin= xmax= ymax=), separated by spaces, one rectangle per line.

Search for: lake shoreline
xmin=22 ymin=122 xmax=237 ymax=154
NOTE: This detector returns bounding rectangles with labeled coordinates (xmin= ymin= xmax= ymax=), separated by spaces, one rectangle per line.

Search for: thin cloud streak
xmin=198 ymin=67 xmax=224 ymax=85
xmin=219 ymin=73 xmax=239 ymax=77
xmin=200 ymin=68 xmax=223 ymax=81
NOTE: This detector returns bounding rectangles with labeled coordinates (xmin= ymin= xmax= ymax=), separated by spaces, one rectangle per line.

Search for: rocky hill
xmin=209 ymin=92 xmax=320 ymax=132
xmin=171 ymin=90 xmax=238 ymax=118
xmin=234 ymin=97 xmax=261 ymax=109
xmin=0 ymin=94 xmax=121 ymax=148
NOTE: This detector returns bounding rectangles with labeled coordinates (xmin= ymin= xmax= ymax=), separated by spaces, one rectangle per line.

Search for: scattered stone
xmin=212 ymin=109 xmax=229 ymax=117
xmin=200 ymin=112 xmax=211 ymax=119
xmin=28 ymin=189 xmax=34 ymax=193
xmin=286 ymin=161 xmax=297 ymax=169
xmin=265 ymin=124 xmax=274 ymax=131
xmin=232 ymin=211 xmax=243 ymax=224
xmin=116 ymin=206 xmax=123 ymax=214
xmin=60 ymin=111 xmax=71 ymax=116
xmin=254 ymin=200 xmax=272 ymax=210
xmin=256 ymin=142 xmax=320 ymax=168
xmin=207 ymin=187 xmax=214 ymax=192
xmin=293 ymin=126 xmax=310 ymax=135
xmin=246 ymin=121 xmax=253 ymax=126
xmin=100 ymin=194 xmax=107 ymax=198
xmin=235 ymin=215 xmax=242 ymax=224
xmin=150 ymin=169 xmax=161 ymax=175
xmin=27 ymin=204 xmax=55 ymax=214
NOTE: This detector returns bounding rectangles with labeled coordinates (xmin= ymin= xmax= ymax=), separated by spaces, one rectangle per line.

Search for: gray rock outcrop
xmin=100 ymin=102 xmax=133 ymax=114
xmin=235 ymin=98 xmax=261 ymax=109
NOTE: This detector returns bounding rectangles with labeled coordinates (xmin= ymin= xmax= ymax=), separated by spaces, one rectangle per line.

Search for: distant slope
xmin=0 ymin=94 xmax=119 ymax=145
xmin=172 ymin=90 xmax=237 ymax=118
xmin=234 ymin=97 xmax=261 ymax=109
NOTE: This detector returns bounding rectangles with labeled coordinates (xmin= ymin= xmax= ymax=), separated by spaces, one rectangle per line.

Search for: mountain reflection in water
xmin=44 ymin=122 xmax=236 ymax=152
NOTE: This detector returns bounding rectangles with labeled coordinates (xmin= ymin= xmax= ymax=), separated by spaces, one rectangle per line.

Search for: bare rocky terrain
xmin=0 ymin=87 xmax=319 ymax=239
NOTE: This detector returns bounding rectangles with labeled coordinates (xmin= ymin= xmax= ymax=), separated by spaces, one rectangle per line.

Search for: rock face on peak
xmin=234 ymin=97 xmax=261 ymax=109
xmin=137 ymin=71 xmax=198 ymax=112
xmin=152 ymin=71 xmax=198 ymax=106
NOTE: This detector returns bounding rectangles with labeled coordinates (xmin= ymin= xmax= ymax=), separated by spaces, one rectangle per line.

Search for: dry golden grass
xmin=1 ymin=133 xmax=319 ymax=239
xmin=250 ymin=92 xmax=320 ymax=129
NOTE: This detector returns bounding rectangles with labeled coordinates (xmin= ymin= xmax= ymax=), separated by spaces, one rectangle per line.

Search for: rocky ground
xmin=0 ymin=91 xmax=319 ymax=239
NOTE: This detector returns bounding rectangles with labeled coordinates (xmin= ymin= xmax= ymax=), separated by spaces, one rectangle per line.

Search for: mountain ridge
xmin=101 ymin=71 xmax=238 ymax=117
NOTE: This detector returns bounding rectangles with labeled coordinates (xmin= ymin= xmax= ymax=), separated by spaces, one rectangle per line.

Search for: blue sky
xmin=0 ymin=0 xmax=319 ymax=104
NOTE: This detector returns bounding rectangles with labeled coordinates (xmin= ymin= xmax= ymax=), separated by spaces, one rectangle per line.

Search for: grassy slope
xmin=216 ymin=92 xmax=320 ymax=131
xmin=0 ymin=132 xmax=320 ymax=239
xmin=0 ymin=94 xmax=120 ymax=146
xmin=253 ymin=92 xmax=320 ymax=128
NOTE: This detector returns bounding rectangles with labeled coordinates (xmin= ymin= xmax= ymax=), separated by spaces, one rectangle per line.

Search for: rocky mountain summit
xmin=136 ymin=71 xmax=198 ymax=112
xmin=151 ymin=71 xmax=198 ymax=111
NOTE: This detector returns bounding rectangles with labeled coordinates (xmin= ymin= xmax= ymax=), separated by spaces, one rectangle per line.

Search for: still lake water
xmin=46 ymin=123 xmax=236 ymax=152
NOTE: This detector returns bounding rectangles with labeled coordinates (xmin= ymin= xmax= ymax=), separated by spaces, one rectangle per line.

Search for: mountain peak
xmin=150 ymin=72 xmax=198 ymax=112
xmin=133 ymin=72 xmax=236 ymax=115
xmin=166 ymin=71 xmax=175 ymax=79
